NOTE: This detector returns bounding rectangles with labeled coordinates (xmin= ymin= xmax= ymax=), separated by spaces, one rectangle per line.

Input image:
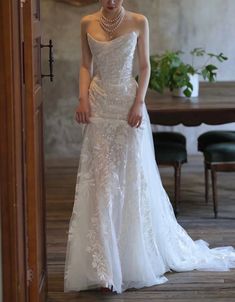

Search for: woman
xmin=64 ymin=0 xmax=235 ymax=294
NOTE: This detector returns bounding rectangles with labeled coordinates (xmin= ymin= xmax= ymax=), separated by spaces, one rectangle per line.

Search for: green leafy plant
xmin=149 ymin=48 xmax=228 ymax=97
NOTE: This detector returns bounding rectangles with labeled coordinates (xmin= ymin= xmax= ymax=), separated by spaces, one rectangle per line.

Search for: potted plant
xmin=149 ymin=48 xmax=228 ymax=98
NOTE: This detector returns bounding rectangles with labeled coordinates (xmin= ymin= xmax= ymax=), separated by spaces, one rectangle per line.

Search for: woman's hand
xmin=75 ymin=98 xmax=91 ymax=124
xmin=127 ymin=101 xmax=144 ymax=128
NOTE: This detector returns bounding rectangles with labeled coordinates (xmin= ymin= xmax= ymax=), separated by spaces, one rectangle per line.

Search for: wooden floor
xmin=45 ymin=155 xmax=235 ymax=302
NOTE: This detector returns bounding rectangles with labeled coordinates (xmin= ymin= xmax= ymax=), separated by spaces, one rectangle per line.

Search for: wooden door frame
xmin=0 ymin=0 xmax=28 ymax=301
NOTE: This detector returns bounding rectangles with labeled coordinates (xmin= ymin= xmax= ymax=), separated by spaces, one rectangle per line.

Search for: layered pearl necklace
xmin=99 ymin=6 xmax=125 ymax=39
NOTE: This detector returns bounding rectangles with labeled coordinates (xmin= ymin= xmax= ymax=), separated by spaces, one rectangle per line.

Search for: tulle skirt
xmin=64 ymin=103 xmax=235 ymax=294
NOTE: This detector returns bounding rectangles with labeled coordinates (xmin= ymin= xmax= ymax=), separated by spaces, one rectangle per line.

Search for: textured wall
xmin=41 ymin=0 xmax=235 ymax=158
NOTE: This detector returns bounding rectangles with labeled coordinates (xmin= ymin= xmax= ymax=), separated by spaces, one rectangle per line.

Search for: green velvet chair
xmin=152 ymin=132 xmax=187 ymax=216
xmin=198 ymin=130 xmax=235 ymax=152
xmin=198 ymin=130 xmax=235 ymax=207
xmin=202 ymin=142 xmax=235 ymax=218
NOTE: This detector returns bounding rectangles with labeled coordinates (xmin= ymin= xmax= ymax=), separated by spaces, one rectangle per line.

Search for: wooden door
xmin=1 ymin=0 xmax=47 ymax=301
xmin=0 ymin=0 xmax=28 ymax=301
xmin=23 ymin=0 xmax=48 ymax=300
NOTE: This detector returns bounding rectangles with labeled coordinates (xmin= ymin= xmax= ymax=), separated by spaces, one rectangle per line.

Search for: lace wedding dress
xmin=64 ymin=31 xmax=235 ymax=294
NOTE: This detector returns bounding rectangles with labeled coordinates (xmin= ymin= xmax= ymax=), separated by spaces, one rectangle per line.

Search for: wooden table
xmin=146 ymin=82 xmax=235 ymax=126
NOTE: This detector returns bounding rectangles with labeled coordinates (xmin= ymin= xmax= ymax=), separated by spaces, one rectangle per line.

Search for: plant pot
xmin=173 ymin=73 xmax=199 ymax=98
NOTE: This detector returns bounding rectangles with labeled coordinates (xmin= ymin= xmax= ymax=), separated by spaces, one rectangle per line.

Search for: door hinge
xmin=27 ymin=268 xmax=33 ymax=285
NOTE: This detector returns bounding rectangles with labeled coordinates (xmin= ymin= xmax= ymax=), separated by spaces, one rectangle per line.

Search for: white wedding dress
xmin=64 ymin=31 xmax=235 ymax=294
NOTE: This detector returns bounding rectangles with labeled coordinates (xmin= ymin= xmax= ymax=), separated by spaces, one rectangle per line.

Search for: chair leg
xmin=211 ymin=166 xmax=218 ymax=218
xmin=174 ymin=163 xmax=181 ymax=216
xmin=178 ymin=165 xmax=182 ymax=204
xmin=204 ymin=161 xmax=209 ymax=204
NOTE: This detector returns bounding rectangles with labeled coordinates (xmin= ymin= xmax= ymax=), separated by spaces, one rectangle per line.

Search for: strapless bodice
xmin=86 ymin=31 xmax=140 ymax=121
xmin=87 ymin=31 xmax=138 ymax=84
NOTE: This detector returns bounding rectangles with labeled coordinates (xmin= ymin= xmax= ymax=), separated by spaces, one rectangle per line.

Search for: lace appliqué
xmin=84 ymin=120 xmax=130 ymax=282
xmin=86 ymin=210 xmax=110 ymax=281
xmin=140 ymin=169 xmax=159 ymax=257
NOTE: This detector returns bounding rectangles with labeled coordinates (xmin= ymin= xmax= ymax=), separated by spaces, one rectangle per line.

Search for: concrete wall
xmin=41 ymin=0 xmax=235 ymax=158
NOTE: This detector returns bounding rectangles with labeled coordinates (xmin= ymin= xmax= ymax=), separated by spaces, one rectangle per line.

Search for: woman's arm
xmin=135 ymin=15 xmax=151 ymax=104
xmin=127 ymin=15 xmax=150 ymax=128
xmin=75 ymin=16 xmax=93 ymax=124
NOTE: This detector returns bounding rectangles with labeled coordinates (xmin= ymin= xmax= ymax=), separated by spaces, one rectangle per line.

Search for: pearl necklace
xmin=99 ymin=6 xmax=125 ymax=39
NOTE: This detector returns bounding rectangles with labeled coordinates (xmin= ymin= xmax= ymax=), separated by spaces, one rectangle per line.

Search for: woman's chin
xmin=105 ymin=7 xmax=120 ymax=13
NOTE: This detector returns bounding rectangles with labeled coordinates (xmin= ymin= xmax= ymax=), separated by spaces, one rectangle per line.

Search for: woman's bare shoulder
xmin=80 ymin=11 xmax=100 ymax=25
xmin=126 ymin=11 xmax=149 ymax=23
xmin=125 ymin=11 xmax=149 ymax=35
